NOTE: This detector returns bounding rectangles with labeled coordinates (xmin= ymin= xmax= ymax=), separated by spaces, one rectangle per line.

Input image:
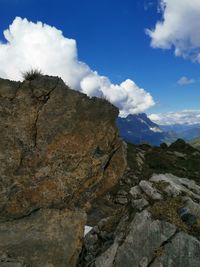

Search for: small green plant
xmin=22 ymin=69 xmax=43 ymax=81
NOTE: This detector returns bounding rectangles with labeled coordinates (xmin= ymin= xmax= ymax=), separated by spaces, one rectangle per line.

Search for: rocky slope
xmin=78 ymin=140 xmax=200 ymax=267
xmin=0 ymin=75 xmax=126 ymax=266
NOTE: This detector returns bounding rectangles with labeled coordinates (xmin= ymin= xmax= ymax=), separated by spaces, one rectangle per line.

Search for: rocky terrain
xmin=78 ymin=140 xmax=200 ymax=267
xmin=1 ymin=75 xmax=200 ymax=267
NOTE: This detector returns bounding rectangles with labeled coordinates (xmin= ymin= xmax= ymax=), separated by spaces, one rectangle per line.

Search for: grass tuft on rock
xmin=22 ymin=69 xmax=43 ymax=81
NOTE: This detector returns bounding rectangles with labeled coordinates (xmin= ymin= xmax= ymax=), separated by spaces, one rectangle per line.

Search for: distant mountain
xmin=160 ymin=123 xmax=200 ymax=141
xmin=190 ymin=137 xmax=200 ymax=150
xmin=116 ymin=113 xmax=177 ymax=146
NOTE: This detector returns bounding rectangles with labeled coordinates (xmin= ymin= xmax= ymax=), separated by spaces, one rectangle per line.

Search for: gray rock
xmin=173 ymin=151 xmax=187 ymax=159
xmin=95 ymin=242 xmax=119 ymax=267
xmin=139 ymin=181 xmax=162 ymax=200
xmin=178 ymin=207 xmax=197 ymax=226
xmin=115 ymin=195 xmax=128 ymax=205
xmin=132 ymin=198 xmax=149 ymax=211
xmin=150 ymin=173 xmax=200 ymax=200
xmin=136 ymin=153 xmax=144 ymax=170
xmin=113 ymin=211 xmax=176 ymax=267
xmin=129 ymin=185 xmax=142 ymax=199
xmin=151 ymin=232 xmax=200 ymax=267
xmin=183 ymin=197 xmax=200 ymax=217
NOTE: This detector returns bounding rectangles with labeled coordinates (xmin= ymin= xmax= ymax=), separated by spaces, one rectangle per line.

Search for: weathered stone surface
xmin=0 ymin=209 xmax=86 ymax=267
xmin=0 ymin=75 xmax=126 ymax=221
xmin=95 ymin=242 xmax=119 ymax=267
xmin=151 ymin=232 xmax=200 ymax=267
xmin=139 ymin=180 xmax=162 ymax=200
xmin=131 ymin=198 xmax=149 ymax=211
xmin=129 ymin=185 xmax=142 ymax=199
xmin=183 ymin=197 xmax=200 ymax=217
xmin=150 ymin=173 xmax=200 ymax=200
xmin=114 ymin=211 xmax=176 ymax=267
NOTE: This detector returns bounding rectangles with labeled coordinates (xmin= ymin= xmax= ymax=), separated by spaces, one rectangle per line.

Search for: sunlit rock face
xmin=0 ymin=75 xmax=127 ymax=267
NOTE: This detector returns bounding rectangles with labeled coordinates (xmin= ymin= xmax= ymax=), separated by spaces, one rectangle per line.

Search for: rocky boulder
xmin=0 ymin=75 xmax=126 ymax=220
xmin=0 ymin=75 xmax=127 ymax=267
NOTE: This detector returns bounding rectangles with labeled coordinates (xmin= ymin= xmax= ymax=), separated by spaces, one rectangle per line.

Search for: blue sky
xmin=0 ymin=0 xmax=200 ymax=123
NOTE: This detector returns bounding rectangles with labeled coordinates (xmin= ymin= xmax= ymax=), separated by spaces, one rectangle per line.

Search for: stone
xmin=115 ymin=190 xmax=128 ymax=205
xmin=0 ymin=209 xmax=86 ymax=267
xmin=151 ymin=232 xmax=200 ymax=267
xmin=150 ymin=174 xmax=200 ymax=200
xmin=183 ymin=197 xmax=200 ymax=217
xmin=129 ymin=185 xmax=142 ymax=199
xmin=132 ymin=198 xmax=149 ymax=211
xmin=178 ymin=207 xmax=197 ymax=226
xmin=173 ymin=151 xmax=187 ymax=159
xmin=139 ymin=181 xmax=162 ymax=200
xmin=95 ymin=242 xmax=119 ymax=267
xmin=115 ymin=195 xmax=128 ymax=205
xmin=113 ymin=211 xmax=176 ymax=267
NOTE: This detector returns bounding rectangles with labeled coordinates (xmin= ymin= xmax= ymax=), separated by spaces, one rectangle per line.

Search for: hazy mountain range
xmin=117 ymin=113 xmax=200 ymax=146
xmin=160 ymin=123 xmax=200 ymax=141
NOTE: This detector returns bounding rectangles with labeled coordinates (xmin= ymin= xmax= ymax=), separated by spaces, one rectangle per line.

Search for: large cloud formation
xmin=149 ymin=110 xmax=200 ymax=125
xmin=0 ymin=17 xmax=155 ymax=117
xmin=146 ymin=0 xmax=200 ymax=62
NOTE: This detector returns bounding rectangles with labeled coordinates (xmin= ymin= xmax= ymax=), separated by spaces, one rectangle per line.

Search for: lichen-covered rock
xmin=0 ymin=209 xmax=86 ymax=267
xmin=0 ymin=76 xmax=126 ymax=221
xmin=0 ymin=75 xmax=126 ymax=266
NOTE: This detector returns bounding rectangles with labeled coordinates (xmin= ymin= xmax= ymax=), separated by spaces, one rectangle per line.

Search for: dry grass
xmin=22 ymin=69 xmax=43 ymax=81
xmin=149 ymin=197 xmax=200 ymax=240
xmin=149 ymin=197 xmax=189 ymax=233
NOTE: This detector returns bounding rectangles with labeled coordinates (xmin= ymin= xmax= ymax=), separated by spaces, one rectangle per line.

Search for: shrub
xmin=22 ymin=69 xmax=43 ymax=81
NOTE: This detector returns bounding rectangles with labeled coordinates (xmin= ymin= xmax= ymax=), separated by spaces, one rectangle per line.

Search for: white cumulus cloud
xmin=177 ymin=76 xmax=195 ymax=86
xmin=0 ymin=17 xmax=155 ymax=117
xmin=149 ymin=110 xmax=200 ymax=125
xmin=146 ymin=0 xmax=200 ymax=62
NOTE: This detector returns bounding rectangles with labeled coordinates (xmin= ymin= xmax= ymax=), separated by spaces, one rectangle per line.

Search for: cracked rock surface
xmin=0 ymin=209 xmax=86 ymax=267
xmin=0 ymin=75 xmax=126 ymax=267
xmin=0 ymin=75 xmax=126 ymax=220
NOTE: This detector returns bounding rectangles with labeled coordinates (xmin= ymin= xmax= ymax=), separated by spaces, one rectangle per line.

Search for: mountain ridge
xmin=117 ymin=113 xmax=177 ymax=146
